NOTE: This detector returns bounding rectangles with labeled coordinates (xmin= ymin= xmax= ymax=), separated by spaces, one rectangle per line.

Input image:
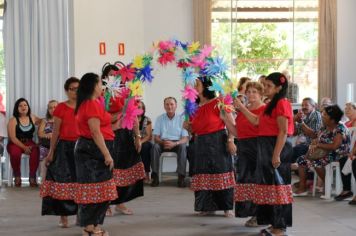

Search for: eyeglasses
xmin=69 ymin=87 xmax=78 ymax=92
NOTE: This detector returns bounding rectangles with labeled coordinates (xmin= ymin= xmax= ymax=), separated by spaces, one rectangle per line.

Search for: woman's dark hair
xmin=13 ymin=98 xmax=31 ymax=118
xmin=101 ymin=63 xmax=119 ymax=80
xmin=196 ymin=76 xmax=216 ymax=104
xmin=75 ymin=73 xmax=99 ymax=114
xmin=138 ymin=101 xmax=146 ymax=130
xmin=264 ymin=72 xmax=289 ymax=116
xmin=64 ymin=77 xmax=80 ymax=91
xmin=101 ymin=61 xmax=125 ymax=79
xmin=324 ymin=104 xmax=344 ymax=124
xmin=46 ymin=100 xmax=58 ymax=119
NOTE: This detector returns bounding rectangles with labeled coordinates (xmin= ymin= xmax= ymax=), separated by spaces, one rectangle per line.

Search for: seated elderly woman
xmin=7 ymin=98 xmax=41 ymax=187
xmin=294 ymin=105 xmax=350 ymax=196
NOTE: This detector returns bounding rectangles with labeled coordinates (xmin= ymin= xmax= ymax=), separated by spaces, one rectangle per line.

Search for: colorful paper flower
xmin=190 ymin=54 xmax=206 ymax=69
xmin=204 ymin=57 xmax=228 ymax=76
xmin=216 ymin=95 xmax=235 ymax=113
xmin=182 ymin=67 xmax=198 ymax=86
xmin=132 ymin=55 xmax=144 ymax=69
xmin=119 ymin=65 xmax=136 ymax=83
xmin=121 ymin=98 xmax=143 ymax=130
xmin=158 ymin=51 xmax=175 ymax=65
xmin=200 ymin=45 xmax=214 ymax=57
xmin=188 ymin=41 xmax=200 ymax=54
xmin=208 ymin=80 xmax=223 ymax=94
xmin=138 ymin=65 xmax=154 ymax=83
xmin=184 ymin=100 xmax=198 ymax=117
xmin=182 ymin=85 xmax=199 ymax=102
xmin=159 ymin=40 xmax=175 ymax=51
xmin=128 ymin=80 xmax=143 ymax=97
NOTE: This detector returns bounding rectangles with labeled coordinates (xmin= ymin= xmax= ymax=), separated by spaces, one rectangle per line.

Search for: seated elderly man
xmin=151 ymin=97 xmax=189 ymax=187
xmin=292 ymin=97 xmax=322 ymax=164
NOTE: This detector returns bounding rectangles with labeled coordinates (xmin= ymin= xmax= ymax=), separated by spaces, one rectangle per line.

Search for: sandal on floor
xmin=115 ymin=206 xmax=133 ymax=215
xmin=224 ymin=210 xmax=234 ymax=218
xmin=82 ymin=229 xmax=109 ymax=236
xmin=29 ymin=178 xmax=38 ymax=187
xmin=58 ymin=217 xmax=69 ymax=228
xmin=245 ymin=216 xmax=258 ymax=227
xmin=105 ymin=207 xmax=113 ymax=217
xmin=14 ymin=177 xmax=21 ymax=187
xmin=196 ymin=211 xmax=216 ymax=216
xmin=260 ymin=228 xmax=287 ymax=236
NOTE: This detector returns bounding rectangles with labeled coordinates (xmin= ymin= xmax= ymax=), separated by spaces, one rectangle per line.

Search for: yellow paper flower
xmin=128 ymin=80 xmax=143 ymax=97
xmin=188 ymin=41 xmax=200 ymax=54
xmin=132 ymin=55 xmax=144 ymax=69
xmin=222 ymin=80 xmax=236 ymax=95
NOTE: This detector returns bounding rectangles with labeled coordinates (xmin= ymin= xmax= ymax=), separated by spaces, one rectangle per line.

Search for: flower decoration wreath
xmin=104 ymin=39 xmax=235 ymax=130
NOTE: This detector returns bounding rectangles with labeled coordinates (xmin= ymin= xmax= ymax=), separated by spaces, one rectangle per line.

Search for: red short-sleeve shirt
xmin=258 ymin=98 xmax=294 ymax=136
xmin=235 ymin=105 xmax=265 ymax=139
xmin=76 ymin=99 xmax=114 ymax=140
xmin=53 ymin=102 xmax=79 ymax=141
xmin=191 ymin=98 xmax=225 ymax=135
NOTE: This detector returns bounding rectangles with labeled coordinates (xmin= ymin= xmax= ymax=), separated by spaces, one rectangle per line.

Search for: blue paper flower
xmin=184 ymin=100 xmax=198 ymax=117
xmin=203 ymin=57 xmax=228 ymax=76
xmin=182 ymin=67 xmax=198 ymax=86
xmin=208 ymin=80 xmax=224 ymax=94
xmin=138 ymin=65 xmax=154 ymax=83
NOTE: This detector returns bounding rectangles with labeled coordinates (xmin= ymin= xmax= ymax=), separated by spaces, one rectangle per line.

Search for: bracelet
xmin=135 ymin=134 xmax=142 ymax=138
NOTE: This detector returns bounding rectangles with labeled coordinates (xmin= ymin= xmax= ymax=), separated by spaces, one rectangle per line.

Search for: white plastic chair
xmin=158 ymin=152 xmax=178 ymax=182
xmin=321 ymin=161 xmax=343 ymax=200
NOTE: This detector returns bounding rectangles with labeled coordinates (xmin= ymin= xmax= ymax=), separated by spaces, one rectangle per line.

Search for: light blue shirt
xmin=153 ymin=113 xmax=189 ymax=140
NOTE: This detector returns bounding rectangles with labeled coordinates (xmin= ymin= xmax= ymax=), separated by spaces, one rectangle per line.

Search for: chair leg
xmin=312 ymin=168 xmax=317 ymax=197
xmin=351 ymin=174 xmax=356 ymax=197
xmin=324 ymin=164 xmax=332 ymax=200
xmin=159 ymin=156 xmax=163 ymax=183
xmin=335 ymin=166 xmax=343 ymax=196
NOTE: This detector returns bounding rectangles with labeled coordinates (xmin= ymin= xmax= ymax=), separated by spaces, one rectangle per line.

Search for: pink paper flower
xmin=121 ymin=98 xmax=143 ymax=130
xmin=182 ymin=85 xmax=199 ymax=102
xmin=190 ymin=54 xmax=206 ymax=69
xmin=158 ymin=40 xmax=175 ymax=51
xmin=158 ymin=51 xmax=175 ymax=65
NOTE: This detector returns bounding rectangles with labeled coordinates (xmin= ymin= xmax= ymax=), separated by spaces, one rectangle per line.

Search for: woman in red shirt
xmin=40 ymin=77 xmax=80 ymax=228
xmin=230 ymin=82 xmax=265 ymax=227
xmin=184 ymin=76 xmax=236 ymax=217
xmin=74 ymin=73 xmax=117 ymax=236
xmin=225 ymin=72 xmax=294 ymax=236
xmin=102 ymin=63 xmax=145 ymax=216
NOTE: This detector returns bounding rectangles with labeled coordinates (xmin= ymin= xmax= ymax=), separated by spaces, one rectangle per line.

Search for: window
xmin=0 ymin=0 xmax=5 ymax=110
xmin=212 ymin=0 xmax=318 ymax=103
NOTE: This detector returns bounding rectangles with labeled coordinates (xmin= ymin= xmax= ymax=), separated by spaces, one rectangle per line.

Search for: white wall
xmin=72 ymin=0 xmax=193 ymax=127
xmin=142 ymin=0 xmax=193 ymax=126
xmin=72 ymin=0 xmax=144 ymax=77
xmin=337 ymin=0 xmax=356 ymax=105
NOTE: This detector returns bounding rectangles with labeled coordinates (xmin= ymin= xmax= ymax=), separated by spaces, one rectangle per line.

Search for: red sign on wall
xmin=118 ymin=43 xmax=125 ymax=56
xmin=99 ymin=42 xmax=106 ymax=55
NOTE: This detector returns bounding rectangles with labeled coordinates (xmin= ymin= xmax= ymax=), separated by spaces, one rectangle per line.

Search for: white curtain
xmin=3 ymin=0 xmax=71 ymax=118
